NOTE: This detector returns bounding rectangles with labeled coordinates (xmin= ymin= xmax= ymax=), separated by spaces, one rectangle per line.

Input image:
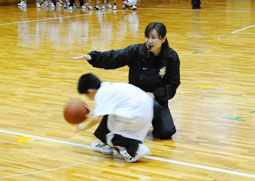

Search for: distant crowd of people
xmin=17 ymin=0 xmax=202 ymax=11
xmin=17 ymin=0 xmax=138 ymax=10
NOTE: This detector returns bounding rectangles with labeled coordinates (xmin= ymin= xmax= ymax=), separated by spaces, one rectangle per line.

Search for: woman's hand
xmin=72 ymin=55 xmax=92 ymax=61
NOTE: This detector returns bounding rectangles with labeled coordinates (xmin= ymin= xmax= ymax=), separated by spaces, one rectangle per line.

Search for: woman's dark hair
xmin=78 ymin=73 xmax=101 ymax=94
xmin=145 ymin=22 xmax=167 ymax=40
xmin=140 ymin=22 xmax=170 ymax=66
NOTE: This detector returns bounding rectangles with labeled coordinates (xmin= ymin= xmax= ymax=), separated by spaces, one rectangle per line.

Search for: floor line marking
xmin=145 ymin=156 xmax=255 ymax=178
xmin=0 ymin=129 xmax=91 ymax=149
xmin=140 ymin=8 xmax=255 ymax=13
xmin=0 ymin=10 xmax=120 ymax=26
xmin=234 ymin=33 xmax=255 ymax=35
xmin=1 ymin=129 xmax=254 ymax=178
xmin=0 ymin=126 xmax=72 ymax=149
xmin=231 ymin=24 xmax=255 ymax=34
xmin=0 ymin=14 xmax=88 ymax=26
xmin=1 ymin=8 xmax=254 ymax=27
xmin=0 ymin=157 xmax=106 ymax=179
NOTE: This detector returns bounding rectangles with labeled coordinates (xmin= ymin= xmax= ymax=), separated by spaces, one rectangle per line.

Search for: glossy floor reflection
xmin=0 ymin=0 xmax=255 ymax=180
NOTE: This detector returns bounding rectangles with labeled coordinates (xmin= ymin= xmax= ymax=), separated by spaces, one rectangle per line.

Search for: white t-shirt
xmin=94 ymin=82 xmax=153 ymax=141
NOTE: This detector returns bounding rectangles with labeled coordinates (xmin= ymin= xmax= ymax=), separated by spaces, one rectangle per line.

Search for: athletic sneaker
xmin=19 ymin=2 xmax=27 ymax=8
xmin=17 ymin=1 xmax=25 ymax=6
xmin=113 ymin=144 xmax=149 ymax=162
xmin=122 ymin=5 xmax=128 ymax=10
xmin=41 ymin=1 xmax=49 ymax=7
xmin=56 ymin=2 xmax=62 ymax=7
xmin=91 ymin=142 xmax=114 ymax=155
xmin=113 ymin=148 xmax=125 ymax=160
xmin=73 ymin=2 xmax=79 ymax=8
xmin=18 ymin=1 xmax=27 ymax=8
xmin=36 ymin=3 xmax=41 ymax=8
xmin=131 ymin=5 xmax=137 ymax=10
xmin=49 ymin=2 xmax=55 ymax=7
xmin=94 ymin=5 xmax=101 ymax=10
xmin=113 ymin=4 xmax=117 ymax=10
xmin=87 ymin=5 xmax=93 ymax=10
xmin=125 ymin=143 xmax=150 ymax=162
xmin=113 ymin=147 xmax=132 ymax=160
xmin=107 ymin=3 xmax=112 ymax=8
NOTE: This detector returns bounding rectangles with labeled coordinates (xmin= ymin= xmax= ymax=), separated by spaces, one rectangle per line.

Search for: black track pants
xmin=94 ymin=100 xmax=176 ymax=141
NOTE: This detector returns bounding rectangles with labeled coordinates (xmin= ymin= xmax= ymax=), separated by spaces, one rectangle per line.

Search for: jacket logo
xmin=159 ymin=66 xmax=166 ymax=78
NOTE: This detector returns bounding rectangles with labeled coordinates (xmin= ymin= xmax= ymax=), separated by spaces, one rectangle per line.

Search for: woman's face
xmin=145 ymin=29 xmax=166 ymax=56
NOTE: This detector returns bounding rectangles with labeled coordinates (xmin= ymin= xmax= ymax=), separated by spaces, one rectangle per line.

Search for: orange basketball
xmin=64 ymin=99 xmax=90 ymax=124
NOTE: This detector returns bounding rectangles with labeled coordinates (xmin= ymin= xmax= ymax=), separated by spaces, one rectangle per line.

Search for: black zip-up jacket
xmin=88 ymin=43 xmax=180 ymax=105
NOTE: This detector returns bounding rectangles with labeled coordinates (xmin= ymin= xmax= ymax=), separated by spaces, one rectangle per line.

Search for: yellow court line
xmin=198 ymin=75 xmax=249 ymax=89
xmin=198 ymin=84 xmax=215 ymax=89
xmin=0 ymin=126 xmax=73 ymax=150
xmin=224 ymin=87 xmax=237 ymax=90
xmin=178 ymin=74 xmax=252 ymax=96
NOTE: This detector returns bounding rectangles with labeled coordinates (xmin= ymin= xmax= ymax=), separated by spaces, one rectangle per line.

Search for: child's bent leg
xmin=108 ymin=134 xmax=140 ymax=157
xmin=94 ymin=115 xmax=110 ymax=144
xmin=107 ymin=134 xmax=150 ymax=162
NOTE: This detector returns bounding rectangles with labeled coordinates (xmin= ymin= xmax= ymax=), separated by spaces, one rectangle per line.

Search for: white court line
xmin=0 ymin=157 xmax=106 ymax=179
xmin=1 ymin=8 xmax=254 ymax=27
xmin=231 ymin=24 xmax=255 ymax=34
xmin=0 ymin=14 xmax=87 ymax=26
xmin=1 ymin=129 xmax=255 ymax=178
xmin=140 ymin=8 xmax=255 ymax=13
xmin=234 ymin=33 xmax=255 ymax=35
xmin=145 ymin=156 xmax=255 ymax=178
xmin=0 ymin=129 xmax=91 ymax=149
xmin=0 ymin=10 xmax=118 ymax=26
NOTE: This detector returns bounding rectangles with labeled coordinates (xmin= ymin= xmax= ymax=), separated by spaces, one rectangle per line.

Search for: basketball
xmin=64 ymin=99 xmax=90 ymax=124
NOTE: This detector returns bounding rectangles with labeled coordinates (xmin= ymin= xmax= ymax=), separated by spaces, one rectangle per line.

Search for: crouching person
xmin=77 ymin=73 xmax=153 ymax=162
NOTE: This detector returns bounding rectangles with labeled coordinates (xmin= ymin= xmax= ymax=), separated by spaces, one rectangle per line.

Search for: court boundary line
xmin=1 ymin=129 xmax=254 ymax=178
xmin=231 ymin=24 xmax=255 ymax=34
xmin=140 ymin=8 xmax=255 ymax=13
xmin=0 ymin=157 xmax=106 ymax=179
xmin=0 ymin=8 xmax=254 ymax=27
xmin=234 ymin=33 xmax=255 ymax=35
xmin=0 ymin=10 xmax=116 ymax=26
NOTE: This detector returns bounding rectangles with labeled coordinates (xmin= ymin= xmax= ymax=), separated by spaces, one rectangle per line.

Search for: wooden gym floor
xmin=0 ymin=0 xmax=254 ymax=180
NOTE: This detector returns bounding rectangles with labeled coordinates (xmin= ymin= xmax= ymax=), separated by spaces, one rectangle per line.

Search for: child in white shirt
xmin=77 ymin=73 xmax=153 ymax=162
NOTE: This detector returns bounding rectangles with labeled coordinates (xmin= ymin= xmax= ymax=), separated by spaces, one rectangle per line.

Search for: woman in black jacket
xmin=74 ymin=22 xmax=180 ymax=142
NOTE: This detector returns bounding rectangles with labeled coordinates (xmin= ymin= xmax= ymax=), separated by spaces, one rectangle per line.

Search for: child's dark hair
xmin=78 ymin=73 xmax=101 ymax=94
